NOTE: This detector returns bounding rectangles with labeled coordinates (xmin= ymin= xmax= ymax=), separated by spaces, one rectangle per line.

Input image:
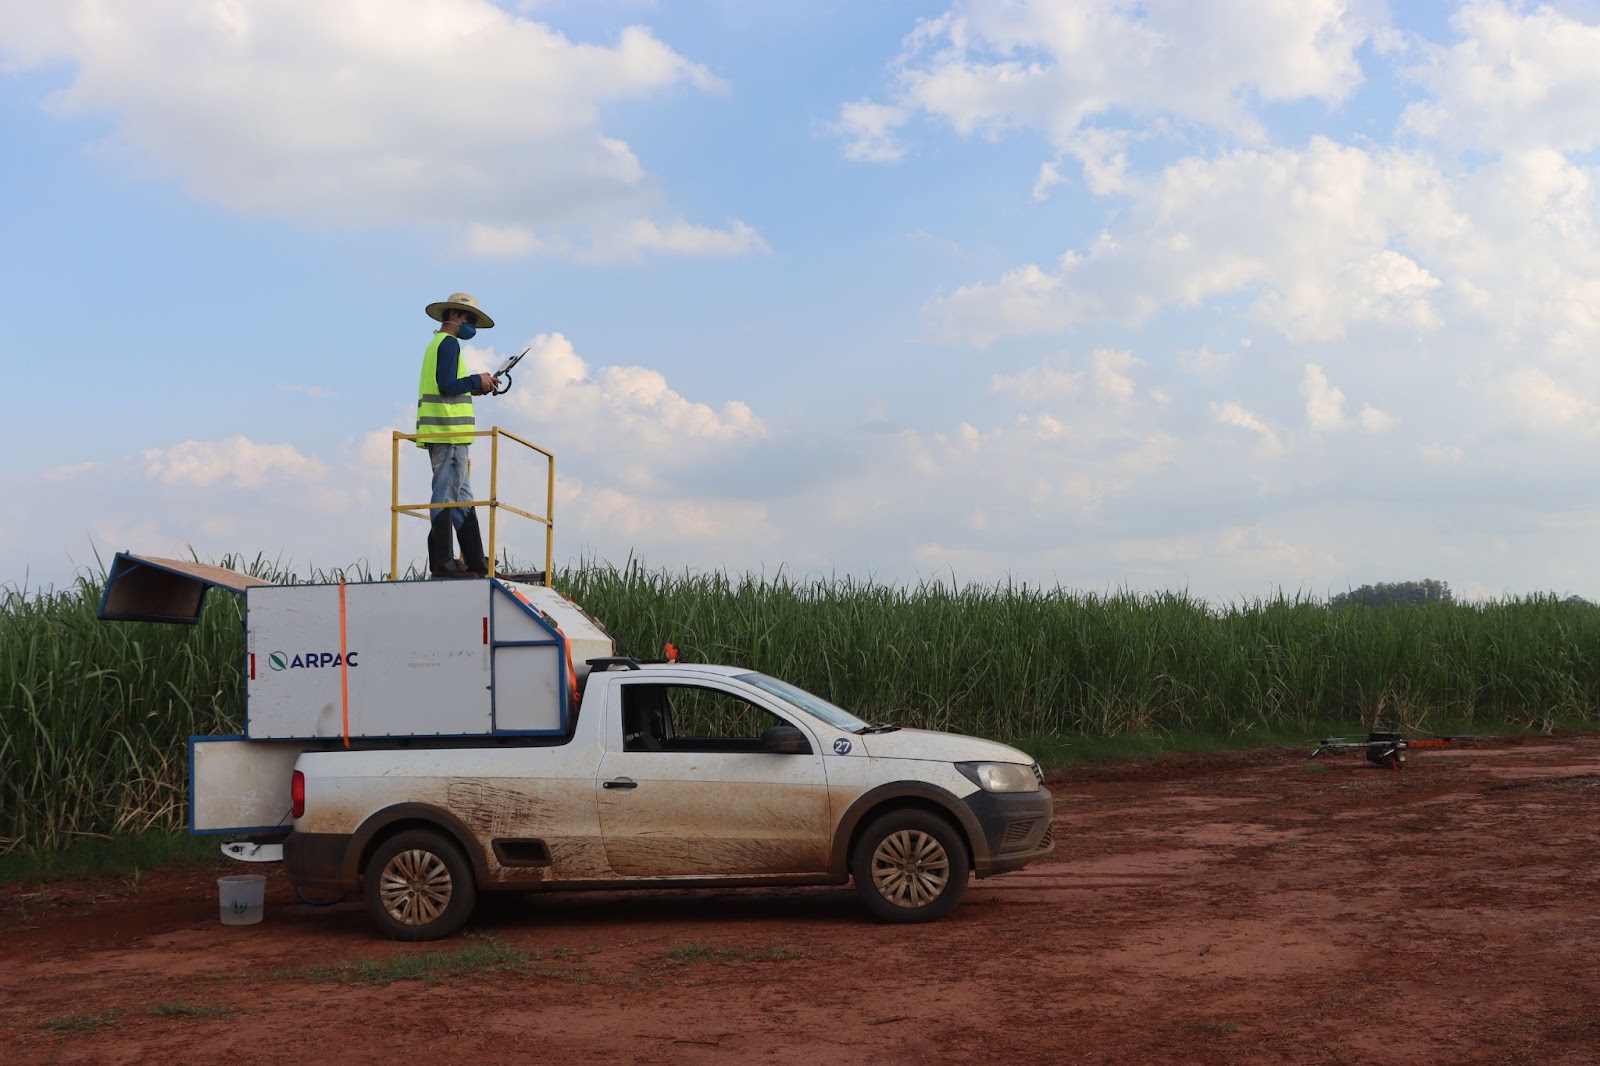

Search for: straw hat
xmin=425 ymin=291 xmax=496 ymax=329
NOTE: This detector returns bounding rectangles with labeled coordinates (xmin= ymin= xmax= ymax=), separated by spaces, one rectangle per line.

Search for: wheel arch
xmin=830 ymin=782 xmax=988 ymax=879
xmin=347 ymin=803 xmax=490 ymax=886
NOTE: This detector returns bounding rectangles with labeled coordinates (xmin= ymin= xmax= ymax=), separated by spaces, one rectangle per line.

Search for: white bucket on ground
xmin=218 ymin=874 xmax=266 ymax=926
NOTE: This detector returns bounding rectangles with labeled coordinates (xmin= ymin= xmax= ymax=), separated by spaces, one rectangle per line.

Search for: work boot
xmin=427 ymin=512 xmax=458 ymax=577
xmin=457 ymin=510 xmax=489 ymax=577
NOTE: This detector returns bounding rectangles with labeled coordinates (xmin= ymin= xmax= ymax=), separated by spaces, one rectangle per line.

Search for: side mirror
xmin=760 ymin=725 xmax=812 ymax=755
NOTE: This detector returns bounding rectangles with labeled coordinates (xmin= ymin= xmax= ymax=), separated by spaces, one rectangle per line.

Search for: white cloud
xmin=991 ymin=361 xmax=1082 ymax=405
xmin=454 ymin=224 xmax=565 ymax=258
xmin=42 ymin=460 xmax=104 ymax=482
xmin=0 ymin=0 xmax=759 ymax=258
xmin=575 ymin=487 xmax=775 ymax=544
xmin=497 ymin=333 xmax=764 ymax=450
xmin=1502 ymin=367 xmax=1598 ymax=429
xmin=1110 ymin=525 xmax=1338 ymax=587
xmin=930 ymin=139 xmax=1455 ymax=345
xmin=141 ymin=437 xmax=327 ymax=488
xmin=1212 ymin=402 xmax=1284 ymax=455
xmin=839 ymin=0 xmax=1384 ymax=162
xmin=836 ymin=99 xmax=910 ymax=163
xmin=1402 ymin=0 xmax=1600 ymax=153
xmin=932 ymin=261 xmax=1088 ymax=347
xmin=1059 ymin=128 xmax=1137 ymax=196
xmin=1178 ymin=346 xmax=1236 ymax=375
xmin=1107 ymin=533 xmax=1204 ymax=565
xmin=1419 ymin=441 xmax=1465 ymax=465
xmin=1031 ymin=158 xmax=1065 ymax=202
xmin=1092 ymin=348 xmax=1140 ymax=403
xmin=1329 ymin=250 xmax=1443 ymax=333
xmin=1301 ymin=363 xmax=1345 ymax=430
xmin=1359 ymin=404 xmax=1397 ymax=432
xmin=1214 ymin=524 xmax=1339 ymax=581
xmin=988 ymin=347 xmax=1144 ymax=408
xmin=580 ymin=219 xmax=769 ymax=262
xmin=456 ymin=218 xmax=769 ymax=261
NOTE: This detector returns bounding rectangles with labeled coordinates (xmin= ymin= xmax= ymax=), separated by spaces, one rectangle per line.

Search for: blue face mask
xmin=456 ymin=321 xmax=478 ymax=341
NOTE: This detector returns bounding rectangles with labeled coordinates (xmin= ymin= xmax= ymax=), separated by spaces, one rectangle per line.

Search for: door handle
xmin=603 ymin=778 xmax=638 ymax=790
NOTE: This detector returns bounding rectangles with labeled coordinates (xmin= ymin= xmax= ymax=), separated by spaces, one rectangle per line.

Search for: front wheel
xmin=851 ymin=810 xmax=969 ymax=922
xmin=363 ymin=829 xmax=477 ymax=941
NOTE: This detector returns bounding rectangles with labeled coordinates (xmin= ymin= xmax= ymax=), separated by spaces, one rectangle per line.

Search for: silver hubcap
xmin=871 ymin=829 xmax=950 ymax=909
xmin=378 ymin=848 xmax=453 ymax=926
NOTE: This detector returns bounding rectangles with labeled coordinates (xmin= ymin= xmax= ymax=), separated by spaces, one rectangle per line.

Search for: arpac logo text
xmin=267 ymin=650 xmax=360 ymax=670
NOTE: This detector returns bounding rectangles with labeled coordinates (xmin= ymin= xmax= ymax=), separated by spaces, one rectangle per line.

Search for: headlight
xmin=956 ymin=762 xmax=1038 ymax=793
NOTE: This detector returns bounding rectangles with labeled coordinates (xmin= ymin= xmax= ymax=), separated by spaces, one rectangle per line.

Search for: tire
xmin=850 ymin=809 xmax=970 ymax=923
xmin=363 ymin=829 xmax=477 ymax=941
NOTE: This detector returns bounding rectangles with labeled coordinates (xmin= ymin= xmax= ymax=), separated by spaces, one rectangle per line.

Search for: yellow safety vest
xmin=416 ymin=333 xmax=475 ymax=446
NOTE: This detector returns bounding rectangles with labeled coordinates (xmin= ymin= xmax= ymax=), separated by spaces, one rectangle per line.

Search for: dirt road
xmin=3 ymin=736 xmax=1598 ymax=1065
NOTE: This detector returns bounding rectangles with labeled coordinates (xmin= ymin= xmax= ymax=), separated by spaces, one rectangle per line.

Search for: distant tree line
xmin=1330 ymin=580 xmax=1596 ymax=608
xmin=1330 ymin=580 xmax=1453 ymax=608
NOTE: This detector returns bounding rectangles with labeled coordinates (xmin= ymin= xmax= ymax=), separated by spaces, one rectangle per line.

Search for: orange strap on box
xmin=338 ymin=583 xmax=350 ymax=749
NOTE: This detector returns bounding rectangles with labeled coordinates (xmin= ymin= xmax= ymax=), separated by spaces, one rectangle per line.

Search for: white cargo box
xmin=243 ymin=579 xmax=612 ymax=740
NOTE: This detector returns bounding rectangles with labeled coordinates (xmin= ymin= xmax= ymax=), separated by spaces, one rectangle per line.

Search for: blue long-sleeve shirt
xmin=434 ymin=336 xmax=477 ymax=395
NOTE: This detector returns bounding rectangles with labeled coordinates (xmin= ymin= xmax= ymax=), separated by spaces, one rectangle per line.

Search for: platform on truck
xmin=95 ymin=430 xmax=615 ymax=835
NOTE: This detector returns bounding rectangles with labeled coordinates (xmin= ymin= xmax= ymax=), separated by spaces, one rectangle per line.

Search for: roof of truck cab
xmin=600 ymin=663 xmax=753 ymax=677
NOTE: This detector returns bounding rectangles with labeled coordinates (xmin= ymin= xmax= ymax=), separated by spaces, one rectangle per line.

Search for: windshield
xmin=735 ymin=673 xmax=870 ymax=732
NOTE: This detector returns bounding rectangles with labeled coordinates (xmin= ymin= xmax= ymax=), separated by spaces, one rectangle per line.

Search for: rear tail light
xmin=291 ymin=770 xmax=305 ymax=819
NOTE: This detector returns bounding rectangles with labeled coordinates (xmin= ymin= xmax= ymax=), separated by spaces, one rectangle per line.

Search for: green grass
xmin=44 ymin=1003 xmax=241 ymax=1035
xmin=0 ymin=828 xmax=225 ymax=883
xmin=144 ymin=1002 xmax=239 ymax=1021
xmin=658 ymin=942 xmax=804 ymax=966
xmin=44 ymin=1009 xmax=129 ymax=1034
xmin=275 ymin=937 xmax=529 ymax=985
xmin=5 ymin=553 xmax=1600 ymax=855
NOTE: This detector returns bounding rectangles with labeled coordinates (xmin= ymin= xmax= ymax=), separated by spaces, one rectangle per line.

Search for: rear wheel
xmin=851 ymin=810 xmax=969 ymax=922
xmin=363 ymin=829 xmax=477 ymax=941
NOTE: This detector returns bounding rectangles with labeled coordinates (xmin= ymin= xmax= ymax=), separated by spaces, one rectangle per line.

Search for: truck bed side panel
xmin=294 ymin=748 xmax=609 ymax=886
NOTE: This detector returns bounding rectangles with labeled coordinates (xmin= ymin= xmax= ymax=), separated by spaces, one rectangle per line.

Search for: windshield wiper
xmin=852 ymin=722 xmax=901 ymax=735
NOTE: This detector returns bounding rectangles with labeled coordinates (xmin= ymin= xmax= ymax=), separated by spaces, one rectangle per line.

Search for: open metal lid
xmin=98 ymin=552 xmax=275 ymax=624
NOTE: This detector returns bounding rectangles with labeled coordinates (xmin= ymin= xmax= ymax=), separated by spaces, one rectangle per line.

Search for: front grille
xmin=1001 ymin=818 xmax=1038 ymax=848
xmin=1031 ymin=763 xmax=1044 ymax=785
xmin=1039 ymin=825 xmax=1054 ymax=850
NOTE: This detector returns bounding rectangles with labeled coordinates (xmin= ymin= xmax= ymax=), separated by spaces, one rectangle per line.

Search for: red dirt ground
xmin=3 ymin=736 xmax=1598 ymax=1065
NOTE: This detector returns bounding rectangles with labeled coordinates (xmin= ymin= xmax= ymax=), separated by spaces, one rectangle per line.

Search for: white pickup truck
xmin=285 ymin=659 xmax=1056 ymax=940
xmin=94 ymin=555 xmax=1054 ymax=942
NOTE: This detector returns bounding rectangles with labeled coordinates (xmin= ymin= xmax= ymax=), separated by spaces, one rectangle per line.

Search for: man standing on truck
xmin=418 ymin=291 xmax=501 ymax=578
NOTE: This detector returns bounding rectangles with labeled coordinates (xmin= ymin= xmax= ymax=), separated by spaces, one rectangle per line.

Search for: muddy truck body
xmin=98 ymin=553 xmax=1054 ymax=940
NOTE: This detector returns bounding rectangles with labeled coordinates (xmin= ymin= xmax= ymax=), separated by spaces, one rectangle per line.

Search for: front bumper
xmin=961 ymin=787 xmax=1056 ymax=876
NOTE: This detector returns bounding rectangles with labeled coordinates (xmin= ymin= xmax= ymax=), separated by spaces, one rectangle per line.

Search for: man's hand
xmin=472 ymin=373 xmax=499 ymax=395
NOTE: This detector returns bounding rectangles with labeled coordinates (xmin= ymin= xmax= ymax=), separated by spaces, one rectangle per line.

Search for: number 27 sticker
xmin=832 ymin=738 xmax=852 ymax=755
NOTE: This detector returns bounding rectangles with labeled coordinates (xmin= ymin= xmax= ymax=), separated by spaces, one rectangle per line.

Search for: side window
xmin=620 ymin=683 xmax=670 ymax=752
xmin=621 ymin=683 xmax=785 ymax=753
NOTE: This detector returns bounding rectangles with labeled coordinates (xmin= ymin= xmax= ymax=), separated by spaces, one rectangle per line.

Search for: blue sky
xmin=6 ymin=0 xmax=1600 ymax=601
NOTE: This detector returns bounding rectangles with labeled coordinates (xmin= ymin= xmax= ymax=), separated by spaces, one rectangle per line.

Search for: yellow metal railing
xmin=389 ymin=427 xmax=554 ymax=583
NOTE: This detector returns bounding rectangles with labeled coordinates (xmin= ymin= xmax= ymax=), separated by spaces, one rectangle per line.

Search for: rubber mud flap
xmin=284 ymin=831 xmax=355 ymax=890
